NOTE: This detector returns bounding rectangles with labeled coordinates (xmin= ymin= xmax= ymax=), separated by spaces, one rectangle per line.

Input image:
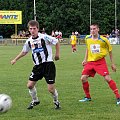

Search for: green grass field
xmin=0 ymin=45 xmax=120 ymax=120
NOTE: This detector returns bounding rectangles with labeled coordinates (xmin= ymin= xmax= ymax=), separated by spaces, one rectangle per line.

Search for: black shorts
xmin=29 ymin=62 xmax=56 ymax=84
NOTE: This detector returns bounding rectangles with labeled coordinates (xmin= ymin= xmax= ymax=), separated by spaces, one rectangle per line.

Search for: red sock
xmin=82 ymin=81 xmax=91 ymax=98
xmin=73 ymin=48 xmax=76 ymax=51
xmin=108 ymin=80 xmax=120 ymax=98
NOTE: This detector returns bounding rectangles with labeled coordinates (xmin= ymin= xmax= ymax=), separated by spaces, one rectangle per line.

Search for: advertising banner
xmin=0 ymin=11 xmax=22 ymax=24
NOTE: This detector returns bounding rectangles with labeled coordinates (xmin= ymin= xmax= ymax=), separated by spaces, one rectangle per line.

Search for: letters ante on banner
xmin=0 ymin=11 xmax=22 ymax=24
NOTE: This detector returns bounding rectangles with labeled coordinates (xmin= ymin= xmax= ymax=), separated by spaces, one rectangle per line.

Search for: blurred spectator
xmin=0 ymin=35 xmax=3 ymax=39
xmin=56 ymin=31 xmax=62 ymax=39
xmin=25 ymin=31 xmax=30 ymax=37
xmin=18 ymin=30 xmax=27 ymax=37
xmin=75 ymin=31 xmax=80 ymax=38
xmin=115 ymin=29 xmax=119 ymax=37
xmin=40 ymin=28 xmax=46 ymax=34
xmin=58 ymin=31 xmax=62 ymax=38
xmin=75 ymin=31 xmax=78 ymax=36
xmin=22 ymin=30 xmax=26 ymax=37
xmin=106 ymin=34 xmax=109 ymax=39
xmin=18 ymin=30 xmax=23 ymax=37
xmin=52 ymin=30 xmax=63 ymax=42
xmin=55 ymin=30 xmax=59 ymax=37
xmin=51 ymin=30 xmax=55 ymax=37
xmin=110 ymin=29 xmax=115 ymax=38
xmin=56 ymin=31 xmax=63 ymax=42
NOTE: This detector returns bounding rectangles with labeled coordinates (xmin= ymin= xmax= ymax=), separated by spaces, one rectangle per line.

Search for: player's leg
xmin=44 ymin=62 xmax=60 ymax=109
xmin=27 ymin=80 xmax=40 ymax=109
xmin=104 ymin=75 xmax=120 ymax=105
xmin=79 ymin=62 xmax=96 ymax=102
xmin=73 ymin=44 xmax=77 ymax=52
xmin=47 ymin=84 xmax=60 ymax=109
xmin=27 ymin=80 xmax=39 ymax=102
xmin=71 ymin=45 xmax=74 ymax=52
xmin=79 ymin=75 xmax=91 ymax=102
xmin=26 ymin=65 xmax=42 ymax=109
xmin=95 ymin=59 xmax=120 ymax=104
xmin=47 ymin=84 xmax=58 ymax=101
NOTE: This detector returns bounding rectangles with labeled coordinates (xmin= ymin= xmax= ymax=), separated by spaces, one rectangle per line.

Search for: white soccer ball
xmin=0 ymin=94 xmax=12 ymax=113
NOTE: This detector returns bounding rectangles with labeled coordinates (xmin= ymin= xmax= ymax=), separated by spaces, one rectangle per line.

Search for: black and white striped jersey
xmin=22 ymin=33 xmax=58 ymax=65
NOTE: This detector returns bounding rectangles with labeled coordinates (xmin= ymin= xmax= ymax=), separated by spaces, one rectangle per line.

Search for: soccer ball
xmin=0 ymin=94 xmax=12 ymax=113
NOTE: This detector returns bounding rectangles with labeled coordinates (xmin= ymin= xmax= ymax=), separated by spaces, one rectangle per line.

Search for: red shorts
xmin=72 ymin=44 xmax=76 ymax=48
xmin=82 ymin=58 xmax=109 ymax=77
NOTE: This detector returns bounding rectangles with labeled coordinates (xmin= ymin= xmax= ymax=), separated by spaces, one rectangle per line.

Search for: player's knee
xmin=48 ymin=89 xmax=53 ymax=93
xmin=48 ymin=85 xmax=54 ymax=93
xmin=80 ymin=75 xmax=88 ymax=82
xmin=104 ymin=75 xmax=111 ymax=82
xmin=27 ymin=83 xmax=34 ymax=89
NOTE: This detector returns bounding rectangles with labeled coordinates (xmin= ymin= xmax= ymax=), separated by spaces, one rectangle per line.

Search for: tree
xmin=0 ymin=0 xmax=120 ymax=37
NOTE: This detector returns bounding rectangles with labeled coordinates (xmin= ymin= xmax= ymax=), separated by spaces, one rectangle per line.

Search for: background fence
xmin=0 ymin=36 xmax=120 ymax=46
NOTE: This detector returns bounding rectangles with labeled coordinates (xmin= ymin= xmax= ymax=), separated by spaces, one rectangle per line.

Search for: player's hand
xmin=11 ymin=59 xmax=16 ymax=65
xmin=111 ymin=63 xmax=116 ymax=72
xmin=54 ymin=56 xmax=59 ymax=61
xmin=82 ymin=60 xmax=87 ymax=66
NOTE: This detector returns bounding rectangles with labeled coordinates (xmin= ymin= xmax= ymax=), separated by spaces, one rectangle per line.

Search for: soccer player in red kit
xmin=79 ymin=23 xmax=120 ymax=105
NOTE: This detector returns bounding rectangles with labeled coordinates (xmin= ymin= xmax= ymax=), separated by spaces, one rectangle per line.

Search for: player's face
xmin=29 ymin=26 xmax=39 ymax=38
xmin=90 ymin=25 xmax=99 ymax=36
xmin=72 ymin=32 xmax=74 ymax=35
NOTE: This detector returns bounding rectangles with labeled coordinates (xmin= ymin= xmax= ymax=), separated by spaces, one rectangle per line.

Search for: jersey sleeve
xmin=105 ymin=38 xmax=112 ymax=52
xmin=43 ymin=34 xmax=58 ymax=45
xmin=22 ymin=40 xmax=31 ymax=52
xmin=85 ymin=35 xmax=89 ymax=45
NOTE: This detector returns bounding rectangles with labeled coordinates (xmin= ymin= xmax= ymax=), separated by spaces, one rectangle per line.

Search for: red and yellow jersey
xmin=85 ymin=35 xmax=112 ymax=61
xmin=70 ymin=35 xmax=77 ymax=45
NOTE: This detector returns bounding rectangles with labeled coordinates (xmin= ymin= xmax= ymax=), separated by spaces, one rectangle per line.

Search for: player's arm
xmin=109 ymin=51 xmax=116 ymax=72
xmin=82 ymin=48 xmax=88 ymax=66
xmin=54 ymin=42 xmax=60 ymax=61
xmin=106 ymin=38 xmax=116 ymax=72
xmin=82 ymin=36 xmax=88 ymax=66
xmin=11 ymin=51 xmax=28 ymax=65
xmin=44 ymin=34 xmax=60 ymax=61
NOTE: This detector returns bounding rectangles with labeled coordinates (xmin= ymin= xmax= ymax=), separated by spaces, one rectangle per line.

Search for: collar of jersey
xmin=32 ymin=36 xmax=39 ymax=39
xmin=88 ymin=34 xmax=101 ymax=40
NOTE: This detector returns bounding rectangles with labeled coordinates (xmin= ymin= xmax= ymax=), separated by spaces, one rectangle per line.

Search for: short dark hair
xmin=27 ymin=20 xmax=39 ymax=29
xmin=90 ymin=23 xmax=99 ymax=28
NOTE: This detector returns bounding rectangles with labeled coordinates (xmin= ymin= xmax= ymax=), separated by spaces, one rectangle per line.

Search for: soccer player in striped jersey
xmin=11 ymin=20 xmax=61 ymax=109
xmin=79 ymin=23 xmax=120 ymax=105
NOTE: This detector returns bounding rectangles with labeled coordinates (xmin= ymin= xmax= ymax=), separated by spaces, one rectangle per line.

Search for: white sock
xmin=52 ymin=89 xmax=58 ymax=102
xmin=29 ymin=87 xmax=39 ymax=102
